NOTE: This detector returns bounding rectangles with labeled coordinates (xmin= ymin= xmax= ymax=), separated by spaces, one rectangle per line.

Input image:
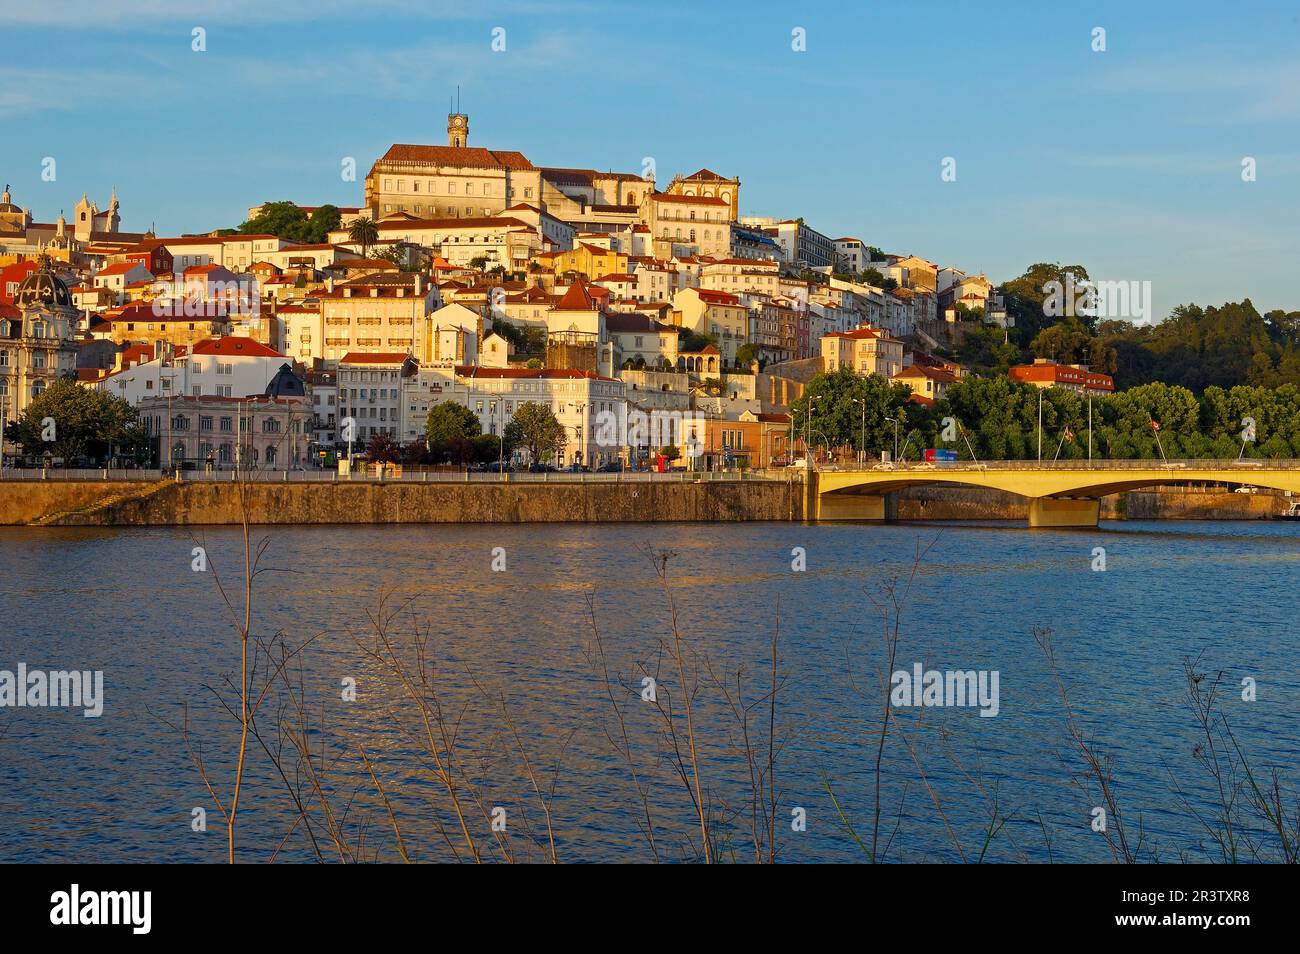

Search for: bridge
xmin=809 ymin=460 xmax=1300 ymax=526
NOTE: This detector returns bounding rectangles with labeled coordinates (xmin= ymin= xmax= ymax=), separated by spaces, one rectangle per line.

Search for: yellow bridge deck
xmin=810 ymin=462 xmax=1300 ymax=526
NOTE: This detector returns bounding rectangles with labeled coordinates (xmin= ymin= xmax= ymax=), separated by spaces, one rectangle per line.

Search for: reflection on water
xmin=0 ymin=520 xmax=1297 ymax=863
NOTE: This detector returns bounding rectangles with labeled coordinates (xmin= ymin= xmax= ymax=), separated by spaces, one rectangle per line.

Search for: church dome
xmin=14 ymin=259 xmax=74 ymax=310
xmin=265 ymin=362 xmax=306 ymax=398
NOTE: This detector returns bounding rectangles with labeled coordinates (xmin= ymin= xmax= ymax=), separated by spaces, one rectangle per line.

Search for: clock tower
xmin=447 ymin=111 xmax=468 ymax=148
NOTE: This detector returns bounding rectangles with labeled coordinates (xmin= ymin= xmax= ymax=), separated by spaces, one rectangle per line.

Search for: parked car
xmin=485 ymin=461 xmax=513 ymax=473
xmin=528 ymin=462 xmax=558 ymax=473
xmin=597 ymin=461 xmax=625 ymax=472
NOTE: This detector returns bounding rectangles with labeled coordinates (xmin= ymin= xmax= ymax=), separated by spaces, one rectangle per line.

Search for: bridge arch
xmin=811 ymin=465 xmax=1300 ymax=527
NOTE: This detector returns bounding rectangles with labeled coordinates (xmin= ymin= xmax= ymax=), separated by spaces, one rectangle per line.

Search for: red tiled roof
xmin=377 ymin=144 xmax=535 ymax=171
xmin=894 ymin=364 xmax=958 ymax=383
xmin=681 ymin=168 xmax=731 ymax=182
xmin=554 ymin=279 xmax=600 ymax=311
xmin=454 ymin=365 xmax=619 ymax=383
xmin=191 ymin=337 xmax=283 ymax=358
xmin=96 ymin=262 xmax=145 ymax=277
xmin=826 ymin=327 xmax=887 ymax=341
xmin=1009 ymin=361 xmax=1114 ymax=391
xmin=693 ymin=289 xmax=741 ymax=305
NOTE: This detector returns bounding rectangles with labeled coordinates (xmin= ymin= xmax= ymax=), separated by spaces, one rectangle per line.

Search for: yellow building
xmin=544 ymin=242 xmax=629 ymax=280
xmin=644 ymin=193 xmax=731 ymax=259
xmin=364 ymin=112 xmax=543 ymax=219
xmin=672 ymin=287 xmax=747 ymax=368
xmin=821 ymin=327 xmax=904 ymax=378
xmin=665 ymin=168 xmax=741 ymax=222
xmin=891 ymin=363 xmax=958 ymax=406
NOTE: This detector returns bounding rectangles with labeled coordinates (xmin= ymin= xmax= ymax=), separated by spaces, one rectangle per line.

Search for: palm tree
xmin=349 ymin=217 xmax=379 ymax=257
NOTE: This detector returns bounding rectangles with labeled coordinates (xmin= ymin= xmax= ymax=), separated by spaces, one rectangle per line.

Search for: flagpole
xmin=1088 ymin=396 xmax=1092 ymax=463
xmin=1151 ymin=419 xmax=1169 ymax=467
xmin=1053 ymin=427 xmax=1068 ymax=462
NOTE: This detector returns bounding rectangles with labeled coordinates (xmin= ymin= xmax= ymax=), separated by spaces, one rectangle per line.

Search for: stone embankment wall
xmin=2 ymin=478 xmax=806 ymax=526
xmin=2 ymin=479 xmax=1287 ymax=527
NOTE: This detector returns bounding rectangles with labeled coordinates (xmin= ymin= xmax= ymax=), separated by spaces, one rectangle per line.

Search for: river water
xmin=1 ymin=519 xmax=1296 ymax=863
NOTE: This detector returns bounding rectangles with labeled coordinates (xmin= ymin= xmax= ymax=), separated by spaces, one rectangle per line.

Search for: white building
xmin=93 ymin=337 xmax=294 ymax=405
xmin=402 ymin=364 xmax=628 ymax=466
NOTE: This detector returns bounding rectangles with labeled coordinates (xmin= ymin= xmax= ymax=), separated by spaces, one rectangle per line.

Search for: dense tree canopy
xmin=6 ymin=378 xmax=143 ymax=462
xmin=788 ymin=367 xmax=920 ymax=457
xmin=238 ymin=201 xmax=341 ymax=244
xmin=999 ymin=262 xmax=1093 ymax=346
xmin=511 ymin=401 xmax=565 ymax=463
xmin=1094 ymin=300 xmax=1300 ymax=391
xmin=425 ymin=402 xmax=481 ymax=445
xmin=933 ymin=377 xmax=1300 ymax=461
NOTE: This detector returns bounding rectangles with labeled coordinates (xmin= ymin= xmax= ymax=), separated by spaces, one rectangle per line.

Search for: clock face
xmin=451 ymin=116 xmax=464 ymax=128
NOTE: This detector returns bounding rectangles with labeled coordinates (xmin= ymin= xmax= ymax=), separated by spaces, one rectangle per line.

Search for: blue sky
xmin=2 ymin=0 xmax=1299 ymax=320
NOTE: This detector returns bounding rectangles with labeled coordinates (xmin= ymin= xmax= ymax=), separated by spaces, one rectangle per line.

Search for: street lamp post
xmin=885 ymin=416 xmax=900 ymax=462
xmin=1037 ymin=388 xmax=1043 ymax=463
xmin=804 ymin=395 xmax=818 ymax=465
xmin=852 ymin=397 xmax=866 ymax=465
xmin=575 ymin=401 xmax=586 ymax=468
xmin=497 ymin=400 xmax=505 ymax=473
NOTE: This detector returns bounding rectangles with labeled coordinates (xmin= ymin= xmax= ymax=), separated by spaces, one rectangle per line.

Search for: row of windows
xmin=382 ymin=179 xmax=536 ymax=200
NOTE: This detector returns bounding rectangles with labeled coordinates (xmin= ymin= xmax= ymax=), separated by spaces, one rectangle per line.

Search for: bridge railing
xmin=822 ymin=458 xmax=1300 ymax=473
xmin=0 ymin=467 xmax=792 ymax=484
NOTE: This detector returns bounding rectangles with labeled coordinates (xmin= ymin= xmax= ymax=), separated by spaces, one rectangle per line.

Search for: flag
xmin=1064 ymin=428 xmax=1075 ymax=442
xmin=1150 ymin=420 xmax=1161 ymax=432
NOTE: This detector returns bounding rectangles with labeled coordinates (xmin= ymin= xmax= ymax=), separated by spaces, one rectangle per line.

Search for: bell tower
xmin=447 ymin=89 xmax=467 ymax=148
xmin=447 ymin=111 xmax=468 ymax=148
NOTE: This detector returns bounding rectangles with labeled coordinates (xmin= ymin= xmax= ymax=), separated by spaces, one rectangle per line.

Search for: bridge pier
xmin=813 ymin=493 xmax=887 ymax=521
xmin=1027 ymin=496 xmax=1099 ymax=528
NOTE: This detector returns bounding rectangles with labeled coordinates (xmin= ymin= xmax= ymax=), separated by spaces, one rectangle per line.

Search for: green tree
xmin=679 ymin=329 xmax=719 ymax=353
xmin=1000 ymin=262 xmax=1092 ymax=346
xmin=955 ymin=323 xmax=1022 ymax=377
xmin=1030 ymin=318 xmax=1091 ymax=363
xmin=787 ymin=367 xmax=916 ymax=458
xmin=735 ymin=342 xmax=762 ymax=368
xmin=512 ymin=401 xmax=565 ymax=463
xmin=348 ymin=217 xmax=379 ymax=257
xmin=9 ymin=379 xmax=140 ymax=463
xmin=425 ymin=402 xmax=481 ymax=446
xmin=238 ymin=201 xmax=340 ymax=243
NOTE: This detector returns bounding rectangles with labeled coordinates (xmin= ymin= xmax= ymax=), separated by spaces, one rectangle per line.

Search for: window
xmin=219 ymin=416 xmax=233 ymax=432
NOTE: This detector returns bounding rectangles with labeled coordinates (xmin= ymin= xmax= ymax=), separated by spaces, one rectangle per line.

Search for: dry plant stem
xmin=467 ymin=671 xmax=568 ymax=864
xmin=586 ymin=595 xmax=660 ymax=861
xmin=652 ymin=550 xmax=712 ymax=863
xmin=1034 ymin=625 xmax=1137 ymax=863
xmin=866 ymin=537 xmax=934 ymax=862
xmin=359 ymin=744 xmax=410 ymax=863
xmin=355 ymin=596 xmax=481 ymax=862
